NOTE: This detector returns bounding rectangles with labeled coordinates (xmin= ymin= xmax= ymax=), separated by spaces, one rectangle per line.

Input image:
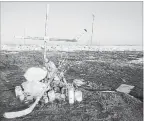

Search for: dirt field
xmin=0 ymin=50 xmax=143 ymax=121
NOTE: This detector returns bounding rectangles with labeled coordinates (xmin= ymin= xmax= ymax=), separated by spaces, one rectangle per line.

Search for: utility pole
xmin=90 ymin=14 xmax=95 ymax=46
xmin=24 ymin=28 xmax=26 ymax=45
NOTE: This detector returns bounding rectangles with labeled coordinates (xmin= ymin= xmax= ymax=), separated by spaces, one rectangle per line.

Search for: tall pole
xmin=44 ymin=4 xmax=50 ymax=63
xmin=24 ymin=28 xmax=25 ymax=45
xmin=45 ymin=4 xmax=49 ymax=37
xmin=90 ymin=14 xmax=95 ymax=46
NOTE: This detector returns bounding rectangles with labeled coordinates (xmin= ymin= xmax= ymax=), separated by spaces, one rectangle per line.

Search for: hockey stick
xmin=3 ymin=96 xmax=41 ymax=118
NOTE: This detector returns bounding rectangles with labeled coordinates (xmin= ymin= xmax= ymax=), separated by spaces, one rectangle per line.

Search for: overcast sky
xmin=1 ymin=2 xmax=143 ymax=45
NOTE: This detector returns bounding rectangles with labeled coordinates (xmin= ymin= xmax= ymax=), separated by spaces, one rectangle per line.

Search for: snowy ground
xmin=1 ymin=45 xmax=143 ymax=51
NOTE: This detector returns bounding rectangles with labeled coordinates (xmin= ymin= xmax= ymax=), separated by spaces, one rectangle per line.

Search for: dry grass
xmin=0 ymin=50 xmax=143 ymax=121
